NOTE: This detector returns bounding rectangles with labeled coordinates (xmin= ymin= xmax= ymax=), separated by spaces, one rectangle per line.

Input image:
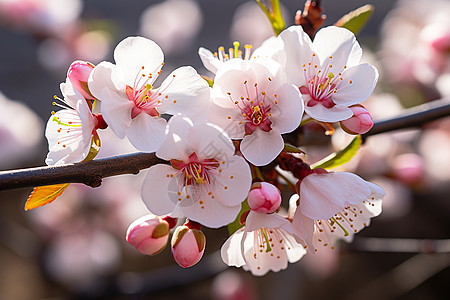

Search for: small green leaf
xmin=311 ymin=135 xmax=362 ymax=169
xmin=334 ymin=4 xmax=374 ymax=35
xmin=228 ymin=199 xmax=250 ymax=235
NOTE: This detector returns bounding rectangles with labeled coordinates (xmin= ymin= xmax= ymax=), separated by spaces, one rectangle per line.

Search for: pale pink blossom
xmin=247 ymin=182 xmax=281 ymax=214
xmin=208 ymin=59 xmax=304 ymax=166
xmin=264 ymin=25 xmax=378 ymax=123
xmin=292 ymin=171 xmax=385 ymax=253
xmin=221 ymin=210 xmax=306 ymax=276
xmin=67 ymin=60 xmax=96 ymax=101
xmin=171 ymin=222 xmax=206 ymax=268
xmin=45 ymin=80 xmax=105 ymax=165
xmin=126 ymin=214 xmax=174 ymax=256
xmin=340 ymin=104 xmax=373 ymax=135
xmin=88 ymin=36 xmax=210 ymax=152
xmin=141 ymin=115 xmax=252 ymax=228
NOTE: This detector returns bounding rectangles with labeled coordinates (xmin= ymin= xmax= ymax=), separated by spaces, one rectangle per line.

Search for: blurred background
xmin=0 ymin=0 xmax=449 ymax=299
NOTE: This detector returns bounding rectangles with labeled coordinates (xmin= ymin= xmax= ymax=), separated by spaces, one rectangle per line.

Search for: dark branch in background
xmin=295 ymin=0 xmax=326 ymax=40
xmin=0 ymin=153 xmax=166 ymax=191
xmin=0 ymin=98 xmax=449 ymax=192
xmin=362 ymin=97 xmax=450 ymax=138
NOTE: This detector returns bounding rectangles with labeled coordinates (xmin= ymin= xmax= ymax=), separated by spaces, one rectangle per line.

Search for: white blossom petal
xmin=114 ymin=36 xmax=164 ymax=85
xmin=156 ymin=66 xmax=210 ymax=116
xmin=198 ymin=47 xmax=223 ymax=74
xmin=312 ymin=26 xmax=363 ymax=70
xmin=141 ymin=164 xmax=178 ymax=215
xmin=241 ymin=128 xmax=284 ymax=166
xmin=221 ymin=228 xmax=246 ymax=267
xmin=211 ymin=156 xmax=252 ymax=207
xmin=332 ymin=63 xmax=379 ymax=106
xmin=305 ymin=103 xmax=353 ymax=123
xmin=181 ymin=189 xmax=241 ymax=228
xmin=125 ymin=113 xmax=167 ymax=152
xmin=100 ymin=88 xmax=134 ymax=139
xmin=88 ymin=61 xmax=120 ymax=100
xmin=156 ymin=115 xmax=194 ymax=161
xmin=270 ymin=83 xmax=304 ymax=134
xmin=278 ymin=25 xmax=314 ymax=86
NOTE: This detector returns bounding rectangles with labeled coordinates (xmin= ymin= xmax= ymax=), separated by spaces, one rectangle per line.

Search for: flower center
xmin=300 ymin=53 xmax=353 ymax=108
xmin=126 ymin=64 xmax=176 ymax=119
xmin=226 ymin=78 xmax=277 ymax=135
xmin=170 ymin=152 xmax=220 ymax=188
xmin=214 ymin=41 xmax=253 ymax=62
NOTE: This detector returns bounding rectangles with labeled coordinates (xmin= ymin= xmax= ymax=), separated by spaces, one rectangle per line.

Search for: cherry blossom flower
xmin=265 ymin=25 xmax=378 ymax=123
xmin=88 ymin=36 xmax=210 ymax=152
xmin=292 ymin=171 xmax=385 ymax=253
xmin=221 ymin=210 xmax=306 ymax=276
xmin=45 ymin=80 xmax=106 ymax=165
xmin=208 ymin=59 xmax=304 ymax=166
xmin=141 ymin=115 xmax=252 ymax=228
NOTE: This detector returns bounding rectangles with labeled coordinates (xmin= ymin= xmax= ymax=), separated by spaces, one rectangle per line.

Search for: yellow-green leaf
xmin=255 ymin=0 xmax=285 ymax=36
xmin=311 ymin=135 xmax=362 ymax=169
xmin=228 ymin=199 xmax=250 ymax=235
xmin=334 ymin=4 xmax=374 ymax=35
xmin=25 ymin=183 xmax=70 ymax=211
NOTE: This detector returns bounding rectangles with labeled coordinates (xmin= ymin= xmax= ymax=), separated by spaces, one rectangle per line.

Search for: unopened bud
xmin=340 ymin=105 xmax=373 ymax=135
xmin=247 ymin=182 xmax=281 ymax=214
xmin=171 ymin=222 xmax=206 ymax=268
xmin=67 ymin=60 xmax=95 ymax=100
xmin=126 ymin=214 xmax=171 ymax=255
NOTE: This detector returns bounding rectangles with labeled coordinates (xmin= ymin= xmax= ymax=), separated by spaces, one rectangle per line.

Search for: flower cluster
xmin=42 ymin=25 xmax=384 ymax=275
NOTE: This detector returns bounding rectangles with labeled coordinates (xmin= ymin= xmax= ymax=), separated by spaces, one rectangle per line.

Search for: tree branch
xmin=0 ymin=98 xmax=449 ymax=192
xmin=363 ymin=97 xmax=450 ymax=138
xmin=0 ymin=152 xmax=166 ymax=191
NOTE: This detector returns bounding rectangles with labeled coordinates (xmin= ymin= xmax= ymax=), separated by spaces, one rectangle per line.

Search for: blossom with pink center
xmin=247 ymin=182 xmax=281 ymax=214
xmin=141 ymin=115 xmax=252 ymax=228
xmin=340 ymin=104 xmax=374 ymax=135
xmin=88 ymin=36 xmax=210 ymax=152
xmin=45 ymin=79 xmax=106 ymax=165
xmin=208 ymin=59 xmax=304 ymax=166
xmin=291 ymin=171 xmax=385 ymax=253
xmin=264 ymin=25 xmax=378 ymax=123
xmin=221 ymin=210 xmax=306 ymax=276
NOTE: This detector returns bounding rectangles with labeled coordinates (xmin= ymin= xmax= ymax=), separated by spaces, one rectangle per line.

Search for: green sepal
xmin=83 ymin=133 xmax=101 ymax=162
xmin=334 ymin=4 xmax=374 ymax=35
xmin=228 ymin=199 xmax=250 ymax=235
xmin=311 ymin=135 xmax=362 ymax=169
xmin=201 ymin=75 xmax=214 ymax=87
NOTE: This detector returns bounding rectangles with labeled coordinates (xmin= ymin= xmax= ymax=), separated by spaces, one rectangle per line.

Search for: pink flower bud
xmin=171 ymin=222 xmax=206 ymax=268
xmin=67 ymin=60 xmax=95 ymax=100
xmin=247 ymin=182 xmax=281 ymax=214
xmin=340 ymin=105 xmax=373 ymax=135
xmin=126 ymin=214 xmax=171 ymax=255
